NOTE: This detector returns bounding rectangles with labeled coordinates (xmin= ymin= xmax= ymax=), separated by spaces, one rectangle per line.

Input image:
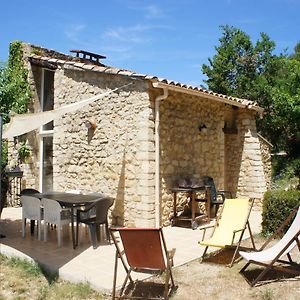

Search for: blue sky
xmin=1 ymin=0 xmax=299 ymax=87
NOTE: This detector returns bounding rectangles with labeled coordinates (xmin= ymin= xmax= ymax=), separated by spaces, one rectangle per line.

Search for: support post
xmin=154 ymin=88 xmax=168 ymax=227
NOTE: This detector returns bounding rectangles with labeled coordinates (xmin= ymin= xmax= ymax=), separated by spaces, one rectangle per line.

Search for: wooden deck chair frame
xmin=110 ymin=228 xmax=176 ymax=300
xmin=199 ymin=198 xmax=256 ymax=267
xmin=239 ymin=204 xmax=300 ymax=287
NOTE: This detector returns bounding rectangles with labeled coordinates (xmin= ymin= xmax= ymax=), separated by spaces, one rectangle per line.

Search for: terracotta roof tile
xmin=48 ymin=58 xmax=59 ymax=63
xmin=103 ymin=67 xmax=121 ymax=74
xmin=131 ymin=73 xmax=146 ymax=78
xmin=93 ymin=66 xmax=109 ymax=72
xmin=64 ymin=61 xmax=76 ymax=65
xmin=82 ymin=64 xmax=96 ymax=70
xmin=117 ymin=70 xmax=135 ymax=76
xmin=73 ymin=62 xmax=86 ymax=68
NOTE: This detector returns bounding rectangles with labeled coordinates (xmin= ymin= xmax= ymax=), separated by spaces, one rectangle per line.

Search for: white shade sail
xmin=3 ymin=84 xmax=130 ymax=139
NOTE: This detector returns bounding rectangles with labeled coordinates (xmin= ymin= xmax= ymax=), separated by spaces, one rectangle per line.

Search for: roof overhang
xmin=29 ymin=57 xmax=57 ymax=70
xmin=152 ymin=81 xmax=264 ymax=115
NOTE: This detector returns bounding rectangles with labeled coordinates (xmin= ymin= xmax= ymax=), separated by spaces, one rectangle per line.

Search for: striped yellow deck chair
xmin=199 ymin=198 xmax=256 ymax=267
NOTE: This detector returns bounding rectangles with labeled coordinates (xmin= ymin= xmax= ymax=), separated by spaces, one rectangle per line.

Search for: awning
xmin=3 ymin=83 xmax=131 ymax=139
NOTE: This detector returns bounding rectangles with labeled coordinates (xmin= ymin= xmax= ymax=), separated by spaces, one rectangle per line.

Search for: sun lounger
xmin=110 ymin=227 xmax=176 ymax=299
xmin=199 ymin=198 xmax=255 ymax=267
xmin=239 ymin=205 xmax=300 ymax=286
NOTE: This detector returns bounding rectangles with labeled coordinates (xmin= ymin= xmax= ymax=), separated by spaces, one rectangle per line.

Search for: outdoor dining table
xmin=32 ymin=192 xmax=103 ymax=249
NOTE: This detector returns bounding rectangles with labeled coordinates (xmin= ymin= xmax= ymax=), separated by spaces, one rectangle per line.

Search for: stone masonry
xmin=52 ymin=68 xmax=155 ymax=227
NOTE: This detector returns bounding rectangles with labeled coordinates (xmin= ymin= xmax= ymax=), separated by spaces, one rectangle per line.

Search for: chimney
xmin=70 ymin=49 xmax=106 ymax=64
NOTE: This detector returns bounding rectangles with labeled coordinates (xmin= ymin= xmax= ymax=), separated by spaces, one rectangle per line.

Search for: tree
xmin=0 ymin=41 xmax=31 ymax=214
xmin=202 ymin=26 xmax=299 ymax=157
xmin=202 ymin=25 xmax=276 ymax=101
xmin=269 ymin=57 xmax=300 ymax=158
xmin=0 ymin=41 xmax=31 ymax=124
xmin=290 ymin=42 xmax=300 ymax=61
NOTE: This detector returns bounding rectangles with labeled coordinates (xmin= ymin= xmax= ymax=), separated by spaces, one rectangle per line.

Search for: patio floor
xmin=0 ymin=207 xmax=262 ymax=294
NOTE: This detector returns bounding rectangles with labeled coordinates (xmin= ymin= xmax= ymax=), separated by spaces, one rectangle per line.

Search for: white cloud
xmin=64 ymin=24 xmax=86 ymax=42
xmin=100 ymin=45 xmax=133 ymax=61
xmin=102 ymin=24 xmax=166 ymax=44
xmin=144 ymin=5 xmax=164 ymax=19
xmin=125 ymin=2 xmax=165 ymax=19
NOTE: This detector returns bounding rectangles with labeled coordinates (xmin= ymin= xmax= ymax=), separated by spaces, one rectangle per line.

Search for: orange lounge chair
xmin=110 ymin=228 xmax=176 ymax=299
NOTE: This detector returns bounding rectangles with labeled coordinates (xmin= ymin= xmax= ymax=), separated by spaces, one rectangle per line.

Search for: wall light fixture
xmin=84 ymin=120 xmax=97 ymax=131
xmin=198 ymin=123 xmax=207 ymax=133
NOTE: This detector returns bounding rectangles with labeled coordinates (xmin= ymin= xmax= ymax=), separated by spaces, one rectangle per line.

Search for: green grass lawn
xmin=0 ymin=254 xmax=109 ymax=300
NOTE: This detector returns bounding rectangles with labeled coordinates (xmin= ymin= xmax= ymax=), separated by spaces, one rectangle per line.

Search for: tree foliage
xmin=1 ymin=41 xmax=31 ymax=169
xmin=202 ymin=25 xmax=276 ymax=100
xmin=1 ymin=41 xmax=32 ymax=209
xmin=202 ymin=26 xmax=300 ymax=161
xmin=290 ymin=42 xmax=300 ymax=61
xmin=0 ymin=41 xmax=31 ymax=124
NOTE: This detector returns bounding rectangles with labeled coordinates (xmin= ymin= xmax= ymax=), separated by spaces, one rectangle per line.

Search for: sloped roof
xmin=28 ymin=52 xmax=263 ymax=114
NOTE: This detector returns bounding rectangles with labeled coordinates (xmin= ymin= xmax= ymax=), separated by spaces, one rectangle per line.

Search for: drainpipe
xmin=154 ymin=87 xmax=168 ymax=228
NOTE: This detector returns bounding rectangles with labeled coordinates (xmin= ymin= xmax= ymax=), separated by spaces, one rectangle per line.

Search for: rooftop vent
xmin=70 ymin=50 xmax=106 ymax=64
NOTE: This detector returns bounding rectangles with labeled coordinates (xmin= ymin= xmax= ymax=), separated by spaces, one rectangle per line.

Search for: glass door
xmin=39 ymin=69 xmax=54 ymax=192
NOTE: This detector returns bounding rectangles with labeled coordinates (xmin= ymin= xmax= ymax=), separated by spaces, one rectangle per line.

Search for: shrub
xmin=262 ymin=189 xmax=300 ymax=236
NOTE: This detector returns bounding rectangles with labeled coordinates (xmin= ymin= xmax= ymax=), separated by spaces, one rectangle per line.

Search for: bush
xmin=262 ymin=189 xmax=300 ymax=236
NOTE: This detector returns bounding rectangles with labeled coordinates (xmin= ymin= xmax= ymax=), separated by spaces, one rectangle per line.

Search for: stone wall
xmin=158 ymin=92 xmax=226 ymax=225
xmin=258 ymin=135 xmax=273 ymax=190
xmin=225 ymin=110 xmax=267 ymax=207
xmin=53 ymin=67 xmax=155 ymax=227
xmin=159 ymin=95 xmax=266 ymax=224
xmin=6 ymin=49 xmax=157 ymax=226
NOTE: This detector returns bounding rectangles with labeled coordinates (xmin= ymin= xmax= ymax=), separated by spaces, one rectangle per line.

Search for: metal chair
xmin=196 ymin=176 xmax=232 ymax=217
xmin=76 ymin=196 xmax=114 ymax=249
xmin=20 ymin=195 xmax=43 ymax=240
xmin=41 ymin=198 xmax=71 ymax=247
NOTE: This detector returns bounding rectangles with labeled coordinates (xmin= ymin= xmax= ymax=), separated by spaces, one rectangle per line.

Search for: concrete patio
xmin=0 ymin=207 xmax=262 ymax=295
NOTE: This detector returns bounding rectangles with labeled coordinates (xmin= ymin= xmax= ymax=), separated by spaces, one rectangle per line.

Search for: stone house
xmin=7 ymin=42 xmax=268 ymax=227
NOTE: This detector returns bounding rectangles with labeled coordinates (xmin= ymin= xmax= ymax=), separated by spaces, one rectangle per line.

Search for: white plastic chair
xmin=41 ymin=198 xmax=71 ymax=247
xmin=21 ymin=195 xmax=43 ymax=240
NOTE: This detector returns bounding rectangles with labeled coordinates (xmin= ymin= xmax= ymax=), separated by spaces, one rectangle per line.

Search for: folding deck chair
xmin=110 ymin=228 xmax=176 ymax=299
xmin=199 ymin=198 xmax=255 ymax=267
xmin=239 ymin=205 xmax=300 ymax=286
